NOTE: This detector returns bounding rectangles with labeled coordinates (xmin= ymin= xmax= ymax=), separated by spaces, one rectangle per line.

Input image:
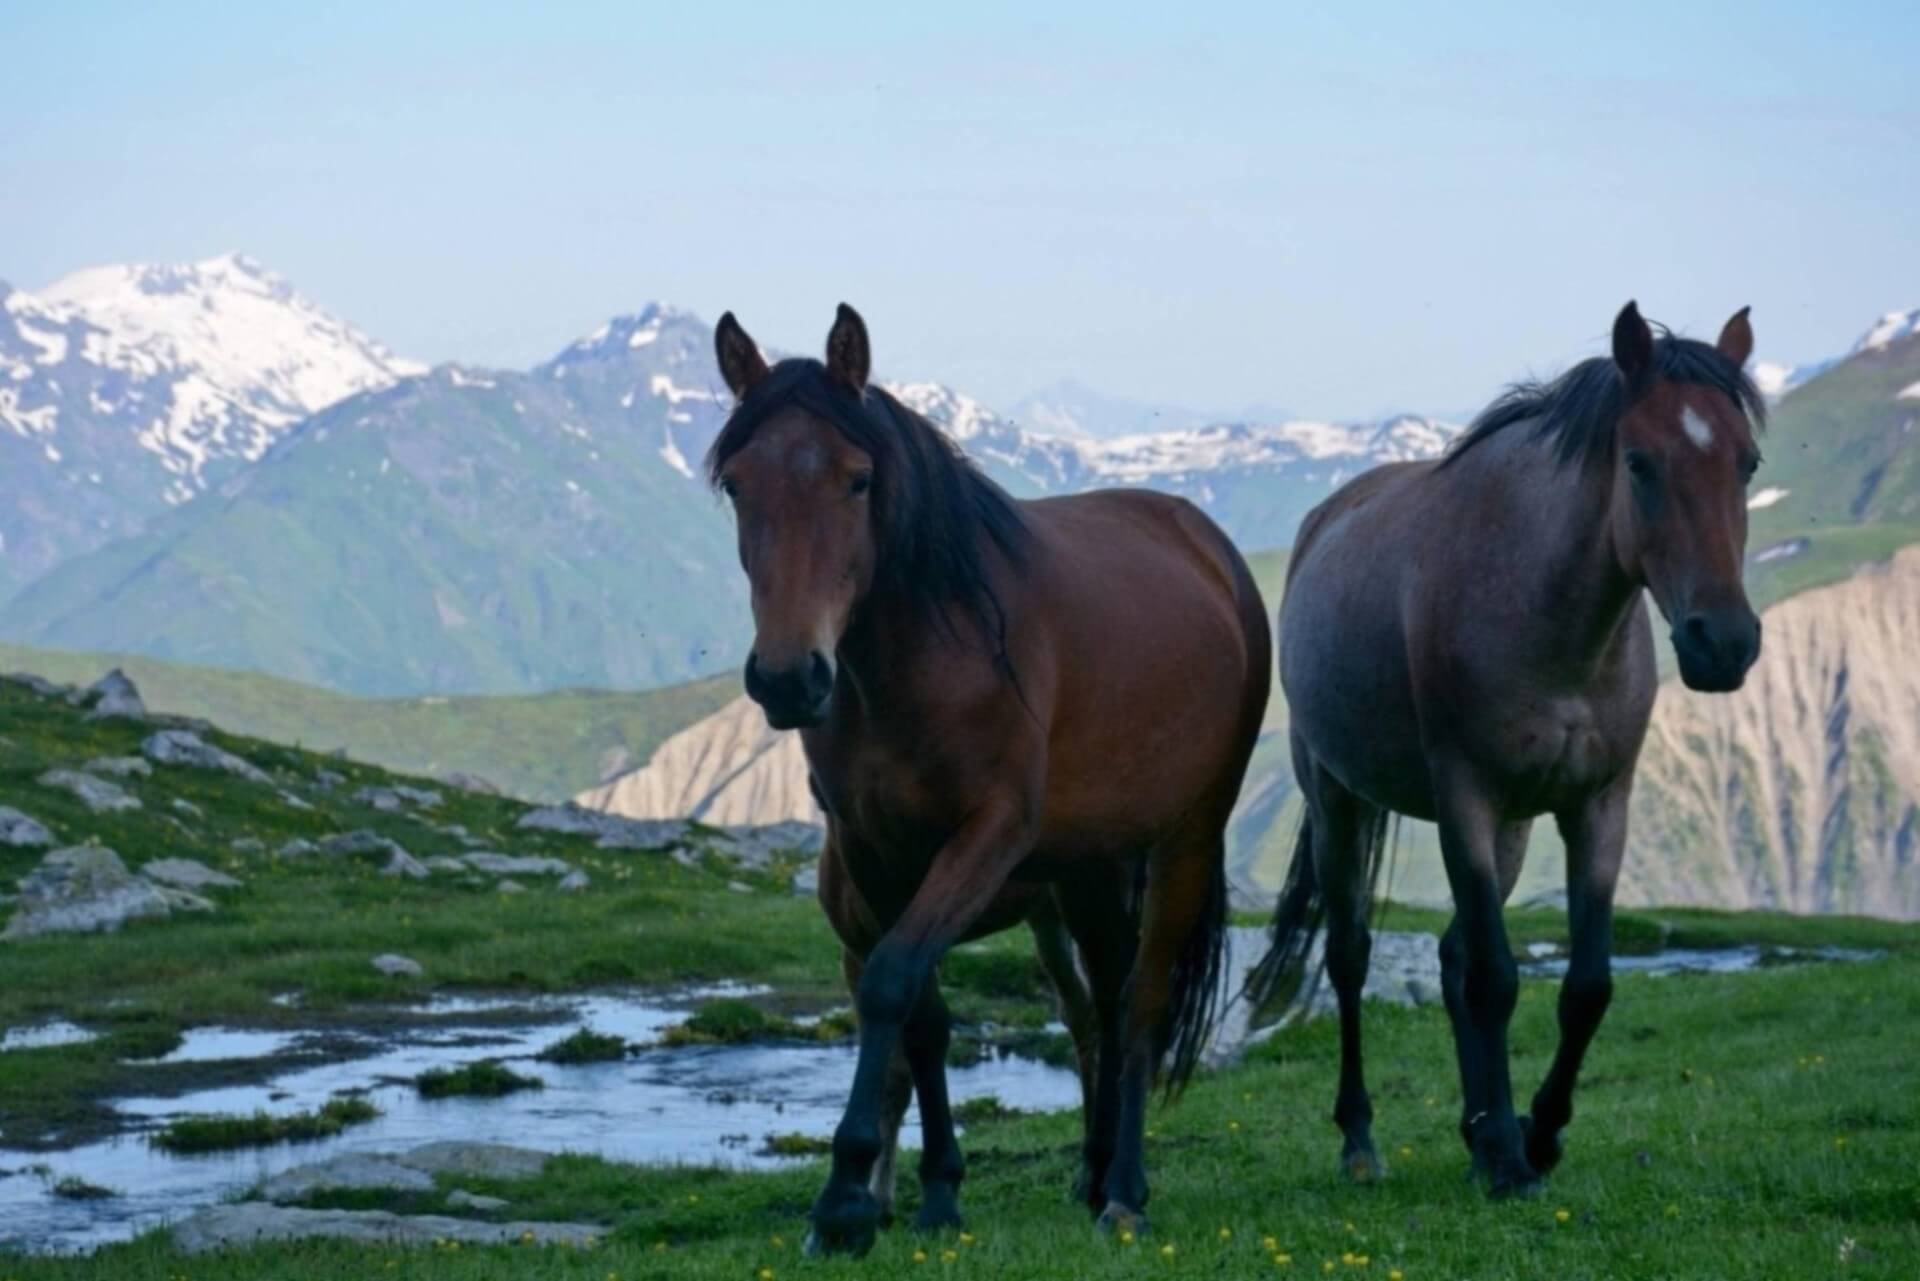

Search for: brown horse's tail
xmin=1160 ymin=846 xmax=1229 ymax=1100
xmin=1242 ymin=809 xmax=1395 ymax=1017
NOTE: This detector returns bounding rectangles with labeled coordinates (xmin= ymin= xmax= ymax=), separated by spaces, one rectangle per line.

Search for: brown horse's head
xmin=709 ymin=306 xmax=878 ymax=728
xmin=1606 ymin=302 xmax=1765 ymax=692
xmin=706 ymin=305 xmax=1028 ymax=730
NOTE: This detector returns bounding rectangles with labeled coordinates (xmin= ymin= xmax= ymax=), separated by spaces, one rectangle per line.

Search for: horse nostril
xmin=1682 ymin=614 xmax=1714 ymax=654
xmin=743 ymin=653 xmax=767 ymax=701
xmin=807 ymin=651 xmax=834 ymax=702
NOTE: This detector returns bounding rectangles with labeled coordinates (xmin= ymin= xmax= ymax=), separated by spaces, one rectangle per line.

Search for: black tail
xmin=1159 ymin=849 xmax=1229 ymax=1099
xmin=1243 ymin=809 xmax=1396 ymax=1017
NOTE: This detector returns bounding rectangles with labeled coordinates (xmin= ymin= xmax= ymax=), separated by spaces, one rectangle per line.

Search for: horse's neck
xmin=1459 ymin=432 xmax=1643 ymax=673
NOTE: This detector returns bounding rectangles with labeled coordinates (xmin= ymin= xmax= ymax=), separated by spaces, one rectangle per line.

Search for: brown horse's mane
xmin=706 ymin=359 xmax=1030 ymax=658
xmin=1443 ymin=332 xmax=1765 ymax=471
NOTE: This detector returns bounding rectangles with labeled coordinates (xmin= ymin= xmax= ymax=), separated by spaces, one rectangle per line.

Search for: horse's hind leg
xmin=1030 ymin=894 xmax=1102 ymax=1204
xmin=1522 ymin=782 xmax=1628 ymax=1175
xmin=1307 ymin=767 xmax=1386 ymax=1182
xmin=1055 ymin=871 xmax=1139 ymax=1216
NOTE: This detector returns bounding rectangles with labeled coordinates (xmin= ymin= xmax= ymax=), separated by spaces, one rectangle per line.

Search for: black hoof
xmin=1486 ymin=1160 xmax=1544 ymax=1200
xmin=1341 ymin=1143 xmax=1386 ymax=1184
xmin=1096 ymin=1203 xmax=1150 ymax=1238
xmin=1073 ymin=1167 xmax=1107 ymax=1214
xmin=913 ymin=1183 xmax=964 ymax=1234
xmin=806 ymin=1183 xmax=882 ymax=1258
xmin=1519 ymin=1114 xmax=1565 ymax=1174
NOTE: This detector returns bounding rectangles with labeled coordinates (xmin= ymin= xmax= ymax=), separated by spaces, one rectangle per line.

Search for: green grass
xmin=48 ymin=1176 xmax=115 ymax=1201
xmin=0 ymin=642 xmax=735 ymax=800
xmin=659 ymin=997 xmax=856 ymax=1046
xmin=150 ymin=1098 xmax=381 ymax=1153
xmin=415 ymin=1060 xmax=545 ymax=1099
xmin=9 ymin=933 xmax=1912 ymax=1279
xmin=536 ymin=1028 xmax=631 ymax=1064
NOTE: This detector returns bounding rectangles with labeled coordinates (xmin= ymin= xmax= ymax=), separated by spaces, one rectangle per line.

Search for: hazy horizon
xmin=7 ymin=2 xmax=1916 ymax=421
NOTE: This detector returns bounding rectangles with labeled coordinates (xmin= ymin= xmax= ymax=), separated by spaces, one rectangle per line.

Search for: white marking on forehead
xmin=1681 ymin=406 xmax=1715 ymax=451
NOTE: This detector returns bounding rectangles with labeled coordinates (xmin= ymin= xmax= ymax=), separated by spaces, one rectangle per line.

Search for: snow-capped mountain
xmin=0 ymin=253 xmax=420 ymax=598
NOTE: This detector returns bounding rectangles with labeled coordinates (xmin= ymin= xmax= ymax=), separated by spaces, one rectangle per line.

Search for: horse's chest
xmin=1491 ymin=699 xmax=1636 ymax=811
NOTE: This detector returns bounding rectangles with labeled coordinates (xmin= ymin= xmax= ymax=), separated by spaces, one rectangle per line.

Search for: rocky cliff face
xmin=579 ymin=547 xmax=1920 ymax=920
xmin=574 ymin=695 xmax=815 ymax=827
xmin=1628 ymin=545 xmax=1920 ymax=917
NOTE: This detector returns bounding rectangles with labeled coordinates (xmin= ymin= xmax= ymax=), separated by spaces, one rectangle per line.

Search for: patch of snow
xmin=1852 ymin=308 xmax=1920 ymax=354
xmin=659 ymin=426 xmax=695 ymax=479
xmin=1747 ymin=486 xmax=1790 ymax=511
xmin=649 ymin=374 xmax=717 ymax=406
xmin=445 ymin=366 xmax=497 ymax=389
xmin=1898 ymin=380 xmax=1920 ymax=401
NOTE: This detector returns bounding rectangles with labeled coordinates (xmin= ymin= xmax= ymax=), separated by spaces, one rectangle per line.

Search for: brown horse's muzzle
xmin=1671 ymin=607 xmax=1761 ymax=693
xmin=744 ymin=650 xmax=835 ymax=729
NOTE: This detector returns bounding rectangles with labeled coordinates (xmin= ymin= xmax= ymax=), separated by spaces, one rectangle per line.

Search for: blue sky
xmin=5 ymin=1 xmax=1916 ymax=419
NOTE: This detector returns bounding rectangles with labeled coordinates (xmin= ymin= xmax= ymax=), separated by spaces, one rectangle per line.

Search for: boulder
xmin=353 ymin=785 xmax=443 ymax=812
xmin=277 ymin=838 xmax=317 ymax=858
xmin=384 ymin=851 xmax=430 ymax=880
xmin=259 ymin=1152 xmax=434 ymax=1203
xmin=142 ymin=858 xmax=242 ymax=891
xmin=4 ymin=846 xmax=173 ymax=938
xmin=514 ymin=805 xmax=696 ymax=851
xmin=230 ymin=837 xmax=265 ymax=853
xmin=83 ymin=669 xmax=147 ymax=721
xmin=372 ymin=953 xmax=424 ymax=977
xmin=557 ymin=869 xmax=590 ymax=893
xmin=0 ymin=806 xmax=53 ymax=849
xmin=37 ymin=769 xmax=141 ymax=814
xmin=142 ymin=730 xmax=270 ymax=784
xmin=714 ymin=820 xmax=827 ymax=869
xmin=398 ymin=1141 xmax=551 ymax=1180
xmin=790 ymin=862 xmax=820 ymax=898
xmin=458 ymin=852 xmax=576 ymax=878
xmin=84 ymin=755 xmax=152 ymax=778
xmin=170 ymin=1204 xmax=601 ymax=1253
xmin=495 ymin=879 xmax=528 ymax=894
xmin=315 ymin=831 xmax=426 ymax=878
xmin=424 ymin=856 xmax=470 ymax=874
xmin=446 ymin=1189 xmax=509 ymax=1212
xmin=278 ymin=790 xmax=315 ymax=812
xmin=441 ymin=773 xmax=501 ymax=796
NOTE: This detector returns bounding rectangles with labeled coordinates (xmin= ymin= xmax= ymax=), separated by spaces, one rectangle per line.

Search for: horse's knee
xmin=1324 ymin=921 xmax=1372 ymax=993
xmin=1464 ymin=950 xmax=1519 ymax=1023
xmin=856 ymin=943 xmax=928 ymax=1029
xmin=1557 ymin=964 xmax=1612 ymax=1032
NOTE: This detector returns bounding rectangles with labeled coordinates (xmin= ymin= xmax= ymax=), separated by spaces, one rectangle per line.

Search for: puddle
xmin=1519 ymin=944 xmax=1880 ymax=980
xmin=1 ymin=1023 xmax=100 ymax=1053
xmin=0 ymin=988 xmax=1080 ymax=1255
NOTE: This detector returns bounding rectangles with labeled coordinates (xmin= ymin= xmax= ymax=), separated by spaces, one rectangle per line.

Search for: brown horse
xmin=709 ymin=304 xmax=1270 ymax=1253
xmin=1249 ymin=302 xmax=1765 ymax=1197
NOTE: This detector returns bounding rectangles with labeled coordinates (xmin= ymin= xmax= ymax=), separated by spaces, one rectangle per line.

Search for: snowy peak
xmin=1852 ymin=307 xmax=1920 ymax=356
xmin=540 ymin=304 xmax=710 ymax=376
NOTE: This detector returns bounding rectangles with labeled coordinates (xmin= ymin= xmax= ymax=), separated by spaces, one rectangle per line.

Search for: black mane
xmin=705 ymin=359 xmax=1029 ymax=657
xmin=1444 ymin=332 xmax=1766 ymax=470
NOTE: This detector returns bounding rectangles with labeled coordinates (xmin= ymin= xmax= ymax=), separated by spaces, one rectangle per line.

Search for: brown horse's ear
xmin=715 ymin=312 xmax=769 ymax=400
xmin=825 ymin=303 xmax=871 ymax=391
xmin=1716 ymin=306 xmax=1754 ymax=367
xmin=1612 ymin=300 xmax=1654 ymax=386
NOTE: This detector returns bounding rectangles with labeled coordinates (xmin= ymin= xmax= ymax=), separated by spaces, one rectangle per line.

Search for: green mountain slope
xmin=0 ymin=642 xmax=733 ymax=801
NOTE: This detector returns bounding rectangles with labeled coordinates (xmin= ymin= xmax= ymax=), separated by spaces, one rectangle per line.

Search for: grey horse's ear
xmin=1716 ymin=306 xmax=1754 ymax=367
xmin=1612 ymin=300 xmax=1653 ymax=386
xmin=825 ymin=303 xmax=870 ymax=391
xmin=715 ymin=312 xmax=769 ymax=400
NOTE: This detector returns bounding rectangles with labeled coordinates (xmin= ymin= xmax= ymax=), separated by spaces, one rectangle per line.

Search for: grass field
xmin=2 ymin=674 xmax=1917 ymax=1278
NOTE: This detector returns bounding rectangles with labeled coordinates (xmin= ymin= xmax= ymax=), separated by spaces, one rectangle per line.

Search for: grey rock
xmin=383 ymin=851 xmax=430 ymax=880
xmin=313 ymin=769 xmax=346 ymax=790
xmin=459 ymin=852 xmax=576 ymax=878
xmin=371 ymin=953 xmax=423 ymax=978
xmin=142 ymin=730 xmax=270 ymax=784
xmin=278 ymin=790 xmax=315 ymax=811
xmin=83 ymin=669 xmax=147 ymax=721
xmin=398 ymin=1141 xmax=551 ymax=1180
xmin=424 ymin=856 xmax=470 ymax=874
xmin=37 ymin=769 xmax=141 ymax=814
xmin=3 ymin=673 xmax=73 ymax=699
xmin=446 ymin=1189 xmax=509 ymax=1212
xmin=170 ymin=1204 xmax=600 ymax=1253
xmin=727 ymin=880 xmax=753 ymax=894
xmin=441 ymin=773 xmax=501 ymax=796
xmin=4 ymin=845 xmax=174 ymax=938
xmin=316 ymin=830 xmax=431 ymax=874
xmin=790 ymin=862 xmax=820 ymax=898
xmin=713 ymin=820 xmax=827 ymax=869
xmin=171 ymin=798 xmax=204 ymax=819
xmin=0 ymin=806 xmax=53 ymax=850
xmin=495 ymin=879 xmax=528 ymax=894
xmin=277 ymin=838 xmax=317 ymax=858
xmin=353 ymin=785 xmax=443 ymax=812
xmin=230 ymin=837 xmax=265 ymax=853
xmin=259 ymin=1152 xmax=434 ymax=1203
xmin=557 ymin=869 xmax=590 ymax=892
xmin=142 ymin=858 xmax=242 ymax=891
xmin=514 ymin=805 xmax=695 ymax=851
xmin=83 ymin=755 xmax=152 ymax=778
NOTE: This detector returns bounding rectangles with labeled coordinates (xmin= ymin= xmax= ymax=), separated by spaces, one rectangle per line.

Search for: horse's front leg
xmin=1523 ymin=779 xmax=1628 ymax=1174
xmin=1433 ymin=765 xmax=1538 ymax=1198
xmin=806 ymin=797 xmax=1034 ymax=1257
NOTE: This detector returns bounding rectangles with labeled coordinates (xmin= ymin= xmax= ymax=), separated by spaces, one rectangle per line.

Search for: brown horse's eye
xmin=720 ymin=478 xmax=740 ymax=500
xmin=849 ymin=472 xmax=873 ymax=498
xmin=1624 ymin=450 xmax=1656 ymax=483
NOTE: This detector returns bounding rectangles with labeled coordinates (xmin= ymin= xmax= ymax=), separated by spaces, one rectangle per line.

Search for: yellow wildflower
xmin=1554 ymin=1209 xmax=1571 ymax=1224
xmin=1161 ymin=1244 xmax=1176 ymax=1258
xmin=913 ymin=1250 xmax=928 ymax=1263
xmin=1220 ymin=1227 xmax=1234 ymax=1241
xmin=941 ymin=1249 xmax=958 ymax=1263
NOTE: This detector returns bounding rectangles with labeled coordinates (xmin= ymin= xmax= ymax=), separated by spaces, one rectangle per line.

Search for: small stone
xmin=727 ymin=880 xmax=753 ymax=894
xmin=37 ymin=769 xmax=141 ymax=814
xmin=142 ymin=730 xmax=270 ymax=783
xmin=496 ymin=879 xmax=527 ymax=894
xmin=514 ymin=805 xmax=696 ymax=851
xmin=171 ymin=798 xmax=205 ymax=819
xmin=230 ymin=837 xmax=265 ymax=853
xmin=446 ymin=1189 xmax=509 ymax=1211
xmin=383 ymin=851 xmax=430 ymax=880
xmin=424 ymin=856 xmax=470 ymax=874
xmin=83 ymin=755 xmax=152 ymax=778
xmin=371 ymin=954 xmax=423 ymax=978
xmin=142 ymin=858 xmax=242 ymax=891
xmin=278 ymin=790 xmax=315 ymax=811
xmin=313 ymin=769 xmax=346 ymax=790
xmin=790 ymin=862 xmax=820 ymax=898
xmin=459 ymin=852 xmax=576 ymax=878
xmin=353 ymin=785 xmax=443 ymax=812
xmin=277 ymin=838 xmax=317 ymax=858
xmin=0 ymin=806 xmax=54 ymax=849
xmin=441 ymin=773 xmax=500 ymax=796
xmin=83 ymin=669 xmax=147 ymax=721
xmin=557 ymin=869 xmax=590 ymax=892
